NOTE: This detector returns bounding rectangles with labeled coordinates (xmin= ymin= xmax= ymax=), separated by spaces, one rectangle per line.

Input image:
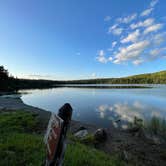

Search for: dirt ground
xmin=71 ymin=120 xmax=166 ymax=166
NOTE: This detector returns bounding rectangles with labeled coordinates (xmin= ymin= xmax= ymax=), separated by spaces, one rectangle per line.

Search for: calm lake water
xmin=20 ymin=85 xmax=166 ymax=128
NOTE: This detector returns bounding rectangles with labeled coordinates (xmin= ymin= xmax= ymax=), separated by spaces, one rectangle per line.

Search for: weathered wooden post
xmin=44 ymin=103 xmax=73 ymax=166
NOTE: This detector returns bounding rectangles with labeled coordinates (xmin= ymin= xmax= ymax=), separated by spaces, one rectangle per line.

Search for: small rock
xmin=128 ymin=126 xmax=140 ymax=133
xmin=94 ymin=128 xmax=107 ymax=142
xmin=120 ymin=150 xmax=129 ymax=162
xmin=152 ymin=136 xmax=161 ymax=145
xmin=0 ymin=106 xmax=5 ymax=110
xmin=123 ymin=150 xmax=128 ymax=161
xmin=76 ymin=126 xmax=87 ymax=132
xmin=74 ymin=129 xmax=88 ymax=138
xmin=115 ymin=119 xmax=121 ymax=123
xmin=135 ymin=128 xmax=145 ymax=138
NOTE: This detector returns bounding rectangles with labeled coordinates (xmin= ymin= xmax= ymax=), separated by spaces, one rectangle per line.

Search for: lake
xmin=20 ymin=85 xmax=166 ymax=128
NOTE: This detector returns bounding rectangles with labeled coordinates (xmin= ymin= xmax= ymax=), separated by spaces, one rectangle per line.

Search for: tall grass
xmin=131 ymin=116 xmax=166 ymax=140
xmin=145 ymin=116 xmax=166 ymax=139
xmin=64 ymin=142 xmax=124 ymax=166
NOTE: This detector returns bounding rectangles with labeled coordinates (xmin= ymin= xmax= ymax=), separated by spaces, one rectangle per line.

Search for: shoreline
xmin=0 ymin=95 xmax=98 ymax=134
xmin=0 ymin=96 xmax=166 ymax=165
xmin=0 ymin=96 xmax=51 ymax=131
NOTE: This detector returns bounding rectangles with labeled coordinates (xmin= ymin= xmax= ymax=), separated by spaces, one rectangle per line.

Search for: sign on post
xmin=44 ymin=113 xmax=64 ymax=164
xmin=44 ymin=103 xmax=73 ymax=166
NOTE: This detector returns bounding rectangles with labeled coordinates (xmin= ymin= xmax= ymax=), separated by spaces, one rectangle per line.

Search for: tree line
xmin=59 ymin=70 xmax=166 ymax=84
xmin=0 ymin=66 xmax=166 ymax=92
xmin=0 ymin=66 xmax=58 ymax=92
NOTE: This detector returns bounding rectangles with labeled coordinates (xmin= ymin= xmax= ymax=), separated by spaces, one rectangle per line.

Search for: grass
xmin=146 ymin=117 xmax=166 ymax=139
xmin=130 ymin=116 xmax=166 ymax=140
xmin=0 ymin=133 xmax=45 ymax=166
xmin=0 ymin=110 xmax=39 ymax=133
xmin=0 ymin=110 xmax=45 ymax=166
xmin=0 ymin=110 xmax=124 ymax=166
xmin=64 ymin=142 xmax=124 ymax=166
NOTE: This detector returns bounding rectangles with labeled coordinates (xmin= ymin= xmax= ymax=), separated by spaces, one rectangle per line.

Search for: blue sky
xmin=0 ymin=0 xmax=166 ymax=80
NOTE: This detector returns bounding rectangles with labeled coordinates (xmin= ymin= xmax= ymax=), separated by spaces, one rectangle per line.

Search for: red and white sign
xmin=44 ymin=113 xmax=64 ymax=161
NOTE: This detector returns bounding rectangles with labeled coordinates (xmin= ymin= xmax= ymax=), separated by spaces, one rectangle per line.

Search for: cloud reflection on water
xmin=97 ymin=100 xmax=164 ymax=128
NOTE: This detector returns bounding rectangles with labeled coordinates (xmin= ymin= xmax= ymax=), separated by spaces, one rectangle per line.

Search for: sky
xmin=0 ymin=0 xmax=166 ymax=80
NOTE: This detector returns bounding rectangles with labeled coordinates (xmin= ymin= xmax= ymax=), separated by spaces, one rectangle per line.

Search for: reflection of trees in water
xmin=97 ymin=101 xmax=164 ymax=129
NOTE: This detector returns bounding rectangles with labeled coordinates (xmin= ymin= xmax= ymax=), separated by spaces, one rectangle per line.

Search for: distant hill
xmin=0 ymin=65 xmax=166 ymax=92
xmin=61 ymin=70 xmax=166 ymax=84
xmin=125 ymin=70 xmax=166 ymax=84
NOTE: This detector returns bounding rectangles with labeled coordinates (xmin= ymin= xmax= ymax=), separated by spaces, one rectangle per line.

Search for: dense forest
xmin=0 ymin=66 xmax=166 ymax=92
xmin=61 ymin=70 xmax=166 ymax=84
xmin=0 ymin=66 xmax=58 ymax=92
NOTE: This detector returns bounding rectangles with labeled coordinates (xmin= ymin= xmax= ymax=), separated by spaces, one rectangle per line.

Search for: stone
xmin=121 ymin=150 xmax=129 ymax=162
xmin=152 ymin=136 xmax=161 ymax=145
xmin=74 ymin=129 xmax=88 ymax=138
xmin=128 ymin=126 xmax=140 ymax=133
xmin=94 ymin=128 xmax=107 ymax=142
xmin=76 ymin=126 xmax=87 ymax=132
xmin=115 ymin=119 xmax=121 ymax=123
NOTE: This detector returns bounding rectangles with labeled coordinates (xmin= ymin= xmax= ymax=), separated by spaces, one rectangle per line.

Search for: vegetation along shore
xmin=0 ymin=96 xmax=166 ymax=166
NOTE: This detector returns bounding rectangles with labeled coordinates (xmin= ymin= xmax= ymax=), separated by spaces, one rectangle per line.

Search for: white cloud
xmin=25 ymin=74 xmax=56 ymax=80
xmin=150 ymin=0 xmax=158 ymax=7
xmin=140 ymin=0 xmax=158 ymax=17
xmin=144 ymin=23 xmax=163 ymax=34
xmin=108 ymin=41 xmax=117 ymax=51
xmin=96 ymin=50 xmax=108 ymax=63
xmin=108 ymin=56 xmax=113 ymax=61
xmin=98 ymin=50 xmax=104 ymax=56
xmin=104 ymin=16 xmax=111 ymax=21
xmin=141 ymin=8 xmax=153 ymax=17
xmin=97 ymin=56 xmax=107 ymax=63
xmin=121 ymin=29 xmax=140 ymax=43
xmin=150 ymin=47 xmax=166 ymax=59
xmin=152 ymin=32 xmax=166 ymax=45
xmin=130 ymin=18 xmax=154 ymax=29
xmin=112 ymin=28 xmax=123 ymax=35
xmin=108 ymin=25 xmax=123 ymax=35
xmin=109 ymin=24 xmax=118 ymax=31
xmin=108 ymin=23 xmax=124 ymax=35
xmin=112 ymin=41 xmax=117 ymax=48
xmin=150 ymin=49 xmax=160 ymax=56
xmin=132 ymin=59 xmax=144 ymax=65
xmin=117 ymin=13 xmax=137 ymax=24
xmin=113 ymin=40 xmax=150 ymax=64
xmin=97 ymin=0 xmax=165 ymax=65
